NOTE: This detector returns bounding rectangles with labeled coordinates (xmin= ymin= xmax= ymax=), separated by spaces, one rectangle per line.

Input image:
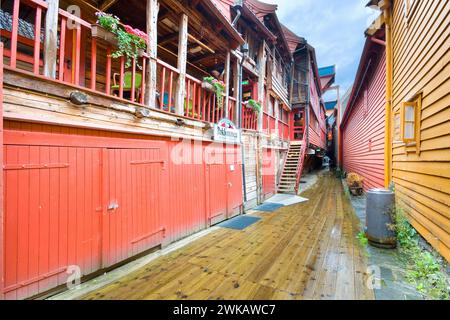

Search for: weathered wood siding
xmin=342 ymin=50 xmax=386 ymax=191
xmin=391 ymin=0 xmax=450 ymax=261
xmin=242 ymin=132 xmax=259 ymax=209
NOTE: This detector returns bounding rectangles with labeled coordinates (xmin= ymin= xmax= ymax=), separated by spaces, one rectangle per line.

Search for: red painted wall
xmin=2 ymin=121 xmax=243 ymax=299
xmin=342 ymin=51 xmax=386 ymax=191
xmin=0 ymin=43 xmax=4 ymax=300
xmin=262 ymin=148 xmax=276 ymax=199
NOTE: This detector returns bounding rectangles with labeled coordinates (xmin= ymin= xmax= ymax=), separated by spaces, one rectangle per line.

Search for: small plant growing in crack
xmin=393 ymin=208 xmax=449 ymax=300
xmin=357 ymin=231 xmax=369 ymax=247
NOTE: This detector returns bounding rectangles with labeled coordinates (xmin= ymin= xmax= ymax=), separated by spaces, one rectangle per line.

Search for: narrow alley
xmin=79 ymin=173 xmax=374 ymax=300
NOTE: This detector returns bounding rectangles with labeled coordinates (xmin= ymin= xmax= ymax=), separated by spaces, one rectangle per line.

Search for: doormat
xmin=253 ymin=202 xmax=284 ymax=212
xmin=265 ymin=194 xmax=309 ymax=206
xmin=218 ymin=215 xmax=261 ymax=230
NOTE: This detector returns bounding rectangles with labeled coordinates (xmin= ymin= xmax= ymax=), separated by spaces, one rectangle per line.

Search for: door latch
xmin=107 ymin=202 xmax=119 ymax=210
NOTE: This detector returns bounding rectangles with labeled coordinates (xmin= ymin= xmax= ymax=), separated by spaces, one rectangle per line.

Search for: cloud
xmin=264 ymin=0 xmax=378 ymax=97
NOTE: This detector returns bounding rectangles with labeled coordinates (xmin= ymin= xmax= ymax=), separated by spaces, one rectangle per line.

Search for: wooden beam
xmin=100 ymin=0 xmax=119 ymax=11
xmin=175 ymin=14 xmax=188 ymax=115
xmin=232 ymin=58 xmax=240 ymax=124
xmin=158 ymin=32 xmax=179 ymax=46
xmin=257 ymin=40 xmax=267 ymax=131
xmin=44 ymin=0 xmax=59 ymax=78
xmin=145 ymin=0 xmax=159 ymax=108
xmin=224 ymin=50 xmax=231 ymax=118
xmin=188 ymin=34 xmax=215 ymax=54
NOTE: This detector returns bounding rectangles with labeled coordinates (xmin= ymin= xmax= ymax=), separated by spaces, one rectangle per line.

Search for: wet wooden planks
xmin=82 ymin=173 xmax=374 ymax=300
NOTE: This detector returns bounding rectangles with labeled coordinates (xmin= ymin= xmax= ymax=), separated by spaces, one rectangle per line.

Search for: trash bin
xmin=366 ymin=188 xmax=396 ymax=248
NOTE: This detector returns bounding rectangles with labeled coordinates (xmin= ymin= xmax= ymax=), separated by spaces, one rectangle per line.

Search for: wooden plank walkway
xmin=82 ymin=173 xmax=374 ymax=300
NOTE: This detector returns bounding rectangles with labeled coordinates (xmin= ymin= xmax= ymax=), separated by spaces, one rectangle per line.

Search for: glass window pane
xmin=404 ymin=122 xmax=415 ymax=139
xmin=405 ymin=105 xmax=415 ymax=121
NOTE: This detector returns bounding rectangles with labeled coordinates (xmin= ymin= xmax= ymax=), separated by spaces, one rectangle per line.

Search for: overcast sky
xmin=265 ymin=0 xmax=380 ymax=100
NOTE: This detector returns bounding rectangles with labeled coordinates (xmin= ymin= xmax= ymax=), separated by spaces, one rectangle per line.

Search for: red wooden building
xmin=341 ymin=28 xmax=386 ymax=191
xmin=0 ymin=0 xmax=327 ymax=299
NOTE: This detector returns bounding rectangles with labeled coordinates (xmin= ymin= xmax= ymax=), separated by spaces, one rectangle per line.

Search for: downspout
xmin=381 ymin=0 xmax=393 ymax=188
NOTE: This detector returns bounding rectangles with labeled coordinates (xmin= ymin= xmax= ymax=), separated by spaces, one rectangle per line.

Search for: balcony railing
xmin=241 ymin=103 xmax=258 ymax=131
xmin=2 ymin=0 xmax=291 ymax=137
xmin=1 ymin=0 xmax=227 ymax=124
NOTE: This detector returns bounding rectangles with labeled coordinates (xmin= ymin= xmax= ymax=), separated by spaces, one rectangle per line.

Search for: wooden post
xmin=44 ymin=0 xmax=60 ymax=78
xmin=257 ymin=41 xmax=267 ymax=132
xmin=224 ymin=50 xmax=231 ymax=119
xmin=0 ymin=43 xmax=4 ymax=300
xmin=232 ymin=58 xmax=240 ymax=124
xmin=175 ymin=14 xmax=188 ymax=116
xmin=145 ymin=0 xmax=159 ymax=107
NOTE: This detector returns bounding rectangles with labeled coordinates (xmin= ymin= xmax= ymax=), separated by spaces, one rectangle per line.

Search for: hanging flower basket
xmin=91 ymin=24 xmax=118 ymax=47
xmin=243 ymin=99 xmax=262 ymax=114
xmin=94 ymin=12 xmax=147 ymax=68
xmin=203 ymin=76 xmax=226 ymax=110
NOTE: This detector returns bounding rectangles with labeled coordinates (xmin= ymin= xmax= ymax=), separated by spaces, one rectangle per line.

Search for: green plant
xmin=203 ymin=76 xmax=226 ymax=110
xmin=96 ymin=12 xmax=147 ymax=68
xmin=393 ymin=209 xmax=449 ymax=299
xmin=357 ymin=231 xmax=368 ymax=247
xmin=244 ymin=99 xmax=261 ymax=114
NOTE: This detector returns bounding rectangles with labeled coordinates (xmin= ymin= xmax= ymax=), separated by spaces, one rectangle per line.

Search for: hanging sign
xmin=213 ymin=118 xmax=241 ymax=144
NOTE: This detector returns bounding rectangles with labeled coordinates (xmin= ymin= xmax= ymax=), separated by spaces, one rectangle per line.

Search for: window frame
xmin=399 ymin=94 xmax=422 ymax=150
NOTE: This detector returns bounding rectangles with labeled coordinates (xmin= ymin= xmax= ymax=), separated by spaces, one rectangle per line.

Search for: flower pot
xmin=91 ymin=24 xmax=118 ymax=47
xmin=201 ymin=81 xmax=215 ymax=93
xmin=137 ymin=48 xmax=146 ymax=57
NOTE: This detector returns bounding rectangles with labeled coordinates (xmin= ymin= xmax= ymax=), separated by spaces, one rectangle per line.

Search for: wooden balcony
xmin=0 ymin=0 xmax=243 ymax=134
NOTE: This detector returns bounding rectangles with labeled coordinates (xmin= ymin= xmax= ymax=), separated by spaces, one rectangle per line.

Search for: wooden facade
xmin=390 ymin=0 xmax=450 ymax=262
xmin=341 ymin=35 xmax=386 ymax=191
xmin=0 ymin=0 xmax=321 ymax=299
xmin=340 ymin=0 xmax=449 ymax=262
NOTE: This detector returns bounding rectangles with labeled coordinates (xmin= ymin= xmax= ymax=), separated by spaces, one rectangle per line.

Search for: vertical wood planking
xmin=0 ymin=43 xmax=3 ymax=300
xmin=105 ymin=47 xmax=112 ymax=95
xmin=9 ymin=0 xmax=20 ymax=68
xmin=44 ymin=0 xmax=59 ymax=78
xmin=175 ymin=14 xmax=188 ymax=115
xmin=33 ymin=7 xmax=42 ymax=75
xmin=58 ymin=17 xmax=67 ymax=81
xmin=90 ymin=38 xmax=97 ymax=90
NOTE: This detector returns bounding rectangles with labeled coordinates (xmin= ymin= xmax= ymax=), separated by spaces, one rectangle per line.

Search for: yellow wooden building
xmin=368 ymin=0 xmax=450 ymax=261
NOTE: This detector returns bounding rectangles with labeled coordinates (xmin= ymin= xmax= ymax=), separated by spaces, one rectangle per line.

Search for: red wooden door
xmin=226 ymin=149 xmax=243 ymax=219
xmin=206 ymin=162 xmax=228 ymax=225
xmin=262 ymin=148 xmax=276 ymax=199
xmin=3 ymin=145 xmax=102 ymax=299
xmin=102 ymin=148 xmax=166 ymax=267
xmin=205 ymin=145 xmax=243 ymax=225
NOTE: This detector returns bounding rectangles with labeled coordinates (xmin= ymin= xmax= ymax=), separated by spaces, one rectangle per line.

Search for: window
xmin=400 ymin=94 xmax=421 ymax=146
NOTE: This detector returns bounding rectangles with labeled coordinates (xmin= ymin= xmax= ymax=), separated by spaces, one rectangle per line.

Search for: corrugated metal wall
xmin=342 ymin=50 xmax=386 ymax=191
xmin=391 ymin=0 xmax=450 ymax=261
xmin=2 ymin=121 xmax=243 ymax=299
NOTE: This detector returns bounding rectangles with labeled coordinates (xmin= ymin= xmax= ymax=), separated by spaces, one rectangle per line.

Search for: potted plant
xmin=202 ymin=76 xmax=226 ymax=110
xmin=93 ymin=12 xmax=148 ymax=68
xmin=243 ymin=99 xmax=261 ymax=114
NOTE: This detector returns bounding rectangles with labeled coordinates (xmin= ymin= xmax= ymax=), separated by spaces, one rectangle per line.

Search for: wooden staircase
xmin=277 ymin=141 xmax=307 ymax=194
